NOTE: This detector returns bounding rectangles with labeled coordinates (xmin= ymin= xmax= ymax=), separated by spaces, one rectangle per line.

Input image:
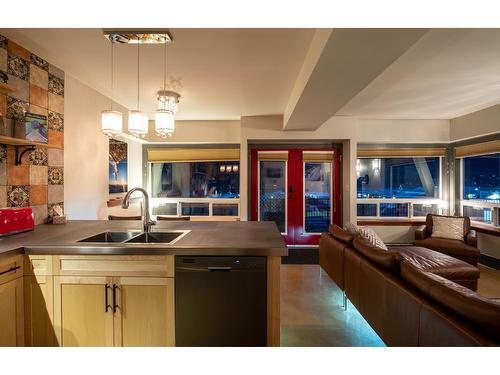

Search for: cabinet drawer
xmin=53 ymin=255 xmax=174 ymax=277
xmin=0 ymin=254 xmax=24 ymax=285
xmin=24 ymin=255 xmax=53 ymax=276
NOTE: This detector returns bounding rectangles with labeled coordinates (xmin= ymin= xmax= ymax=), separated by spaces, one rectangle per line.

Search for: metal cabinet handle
xmin=0 ymin=266 xmax=21 ymax=276
xmin=112 ymin=284 xmax=119 ymax=313
xmin=105 ymin=284 xmax=112 ymax=312
xmin=208 ymin=266 xmax=232 ymax=271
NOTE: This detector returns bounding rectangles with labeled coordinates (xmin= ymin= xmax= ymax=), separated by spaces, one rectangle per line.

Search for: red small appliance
xmin=0 ymin=208 xmax=35 ymax=237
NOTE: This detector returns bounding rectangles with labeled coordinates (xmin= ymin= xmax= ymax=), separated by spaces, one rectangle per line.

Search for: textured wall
xmin=0 ymin=34 xmax=64 ymax=224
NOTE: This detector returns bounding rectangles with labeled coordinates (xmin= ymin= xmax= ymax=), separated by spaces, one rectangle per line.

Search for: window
xmin=461 ymin=152 xmax=500 ymax=226
xmin=151 ymin=161 xmax=240 ymax=199
xmin=357 ymin=157 xmax=442 ymax=218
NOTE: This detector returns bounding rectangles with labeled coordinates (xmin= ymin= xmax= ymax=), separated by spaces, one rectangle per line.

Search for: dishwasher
xmin=175 ymin=256 xmax=267 ymax=347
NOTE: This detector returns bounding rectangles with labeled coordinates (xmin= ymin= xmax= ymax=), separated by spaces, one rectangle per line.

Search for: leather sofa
xmin=319 ymin=225 xmax=499 ymax=346
xmin=414 ymin=214 xmax=480 ymax=266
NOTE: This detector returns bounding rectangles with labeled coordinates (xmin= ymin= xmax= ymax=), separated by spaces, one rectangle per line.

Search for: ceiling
xmin=338 ymin=28 xmax=500 ymax=119
xmin=1 ymin=28 xmax=315 ymax=120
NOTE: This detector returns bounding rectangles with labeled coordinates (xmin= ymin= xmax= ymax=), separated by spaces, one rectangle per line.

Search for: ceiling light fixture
xmin=103 ymin=29 xmax=173 ymax=45
xmin=128 ymin=37 xmax=148 ymax=138
xmin=101 ymin=40 xmax=123 ymax=137
xmin=155 ymin=33 xmax=180 ymax=138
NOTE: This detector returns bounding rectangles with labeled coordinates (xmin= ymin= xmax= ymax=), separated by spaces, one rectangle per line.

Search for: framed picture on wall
xmin=24 ymin=112 xmax=48 ymax=143
xmin=109 ymin=139 xmax=128 ymax=194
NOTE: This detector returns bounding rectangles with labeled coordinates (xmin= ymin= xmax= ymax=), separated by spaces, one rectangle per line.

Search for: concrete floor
xmin=280 ymin=264 xmax=500 ymax=346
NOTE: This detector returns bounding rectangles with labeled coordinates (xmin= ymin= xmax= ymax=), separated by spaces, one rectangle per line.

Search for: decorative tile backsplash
xmin=0 ymin=34 xmax=64 ymax=224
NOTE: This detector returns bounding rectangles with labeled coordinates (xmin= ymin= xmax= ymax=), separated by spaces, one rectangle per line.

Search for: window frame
xmin=356 ymin=156 xmax=444 ymax=219
xmin=459 ymin=154 xmax=500 ymax=228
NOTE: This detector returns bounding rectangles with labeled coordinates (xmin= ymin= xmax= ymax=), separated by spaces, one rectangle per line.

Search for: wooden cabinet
xmin=52 ymin=256 xmax=175 ymax=347
xmin=0 ymin=277 xmax=24 ymax=346
xmin=0 ymin=255 xmax=24 ymax=347
xmin=114 ymin=277 xmax=175 ymax=347
xmin=24 ymin=275 xmax=56 ymax=346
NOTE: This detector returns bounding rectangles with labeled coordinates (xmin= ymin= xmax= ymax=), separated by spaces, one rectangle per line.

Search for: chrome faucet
xmin=122 ymin=187 xmax=156 ymax=232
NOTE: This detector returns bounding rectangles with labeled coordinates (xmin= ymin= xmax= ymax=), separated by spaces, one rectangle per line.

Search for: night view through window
xmin=463 ymin=153 xmax=500 ymax=202
xmin=357 ymin=157 xmax=440 ymax=199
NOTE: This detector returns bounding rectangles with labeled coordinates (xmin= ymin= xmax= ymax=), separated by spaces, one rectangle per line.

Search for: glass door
xmin=250 ymin=147 xmax=341 ymax=246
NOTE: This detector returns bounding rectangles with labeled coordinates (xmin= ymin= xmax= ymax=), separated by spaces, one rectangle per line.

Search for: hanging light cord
xmin=163 ymin=33 xmax=167 ymax=92
xmin=110 ymin=41 xmax=114 ymax=111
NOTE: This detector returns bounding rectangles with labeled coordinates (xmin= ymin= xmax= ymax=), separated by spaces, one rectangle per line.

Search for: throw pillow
xmin=431 ymin=216 xmax=465 ymax=241
xmin=344 ymin=222 xmax=360 ymax=235
xmin=357 ymin=227 xmax=389 ymax=250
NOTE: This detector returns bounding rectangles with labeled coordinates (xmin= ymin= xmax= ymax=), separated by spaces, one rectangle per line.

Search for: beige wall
xmin=451 ymin=103 xmax=500 ymax=141
xmin=64 ymin=75 xmax=142 ymax=220
xmin=146 ymin=120 xmax=240 ymax=144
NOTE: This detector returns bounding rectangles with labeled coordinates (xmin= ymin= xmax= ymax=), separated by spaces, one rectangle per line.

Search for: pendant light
xmin=128 ymin=37 xmax=148 ymax=137
xmin=101 ymin=40 xmax=123 ymax=137
xmin=155 ymin=33 xmax=180 ymax=137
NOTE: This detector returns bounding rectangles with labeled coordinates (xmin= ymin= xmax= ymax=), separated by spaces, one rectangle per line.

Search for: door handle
xmin=208 ymin=266 xmax=232 ymax=271
xmin=0 ymin=266 xmax=21 ymax=276
xmin=112 ymin=284 xmax=119 ymax=313
xmin=105 ymin=284 xmax=112 ymax=312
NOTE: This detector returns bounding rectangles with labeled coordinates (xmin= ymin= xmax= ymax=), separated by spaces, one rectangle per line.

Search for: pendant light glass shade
xmin=155 ymin=109 xmax=175 ymax=137
xmin=128 ymin=110 xmax=148 ymax=137
xmin=101 ymin=110 xmax=123 ymax=137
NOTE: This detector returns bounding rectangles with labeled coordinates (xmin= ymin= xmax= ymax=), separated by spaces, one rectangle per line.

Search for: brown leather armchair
xmin=414 ymin=214 xmax=480 ymax=266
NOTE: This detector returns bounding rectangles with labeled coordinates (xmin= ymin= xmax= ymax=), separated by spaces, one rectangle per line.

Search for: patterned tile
xmin=0 ymin=144 xmax=6 ymax=162
xmin=30 ymin=84 xmax=48 ymax=109
xmin=6 ymin=73 xmax=29 ymax=102
xmin=48 ymin=74 xmax=64 ymax=96
xmin=7 ymin=185 xmax=29 ymax=207
xmin=0 ymin=48 xmax=7 ymax=72
xmin=48 ymin=129 xmax=64 ymax=149
xmin=47 ymin=148 xmax=63 ymax=167
xmin=30 ymin=53 xmax=48 ymax=71
xmin=48 ymin=92 xmax=64 ymax=114
xmin=0 ymin=162 xmax=6 ymax=185
xmin=29 ymin=165 xmax=48 ymax=185
xmin=29 ymin=185 xmax=47 ymax=205
xmin=49 ymin=64 xmax=64 ymax=79
xmin=48 ymin=184 xmax=63 ymax=204
xmin=29 ymin=147 xmax=48 ymax=166
xmin=7 ymin=164 xmax=29 ymax=185
xmin=31 ymin=204 xmax=48 ymax=225
xmin=7 ymin=40 xmax=30 ymax=60
xmin=0 ymin=185 xmax=6 ymax=207
xmin=29 ymin=64 xmax=48 ymax=89
xmin=0 ymin=35 xmax=6 ymax=49
xmin=48 ymin=111 xmax=63 ymax=131
xmin=6 ymin=97 xmax=28 ymax=120
xmin=7 ymin=53 xmax=28 ymax=81
xmin=48 ymin=167 xmax=63 ymax=185
xmin=0 ymin=94 xmax=5 ymax=117
xmin=48 ymin=202 xmax=64 ymax=218
xmin=29 ymin=104 xmax=48 ymax=117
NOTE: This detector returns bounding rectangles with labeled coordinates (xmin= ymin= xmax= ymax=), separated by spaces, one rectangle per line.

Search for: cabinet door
xmin=113 ymin=277 xmax=175 ymax=347
xmin=0 ymin=277 xmax=24 ymax=346
xmin=53 ymin=276 xmax=114 ymax=347
xmin=24 ymin=275 xmax=56 ymax=346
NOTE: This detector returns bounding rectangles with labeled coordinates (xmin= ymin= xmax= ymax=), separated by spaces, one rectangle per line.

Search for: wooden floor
xmin=280 ymin=264 xmax=500 ymax=346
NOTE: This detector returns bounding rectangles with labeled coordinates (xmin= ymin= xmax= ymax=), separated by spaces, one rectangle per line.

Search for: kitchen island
xmin=0 ymin=220 xmax=287 ymax=347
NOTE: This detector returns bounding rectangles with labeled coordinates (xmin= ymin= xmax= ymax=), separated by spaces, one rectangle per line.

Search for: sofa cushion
xmin=414 ymin=237 xmax=480 ymax=258
xmin=431 ymin=215 xmax=465 ymax=241
xmin=390 ymin=245 xmax=480 ymax=281
xmin=357 ymin=227 xmax=388 ymax=250
xmin=352 ymin=237 xmax=399 ymax=272
xmin=329 ymin=224 xmax=355 ymax=244
xmin=344 ymin=222 xmax=360 ymax=235
xmin=426 ymin=214 xmax=471 ymax=237
xmin=401 ymin=262 xmax=500 ymax=342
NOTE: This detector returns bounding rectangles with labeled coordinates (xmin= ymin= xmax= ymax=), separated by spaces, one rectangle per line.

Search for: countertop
xmin=0 ymin=220 xmax=288 ymax=257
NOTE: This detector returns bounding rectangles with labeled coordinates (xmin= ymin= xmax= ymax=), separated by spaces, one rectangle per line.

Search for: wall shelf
xmin=0 ymin=82 xmax=16 ymax=94
xmin=0 ymin=135 xmax=58 ymax=165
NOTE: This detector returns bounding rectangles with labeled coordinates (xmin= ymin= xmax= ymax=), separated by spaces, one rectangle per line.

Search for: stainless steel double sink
xmin=77 ymin=230 xmax=190 ymax=244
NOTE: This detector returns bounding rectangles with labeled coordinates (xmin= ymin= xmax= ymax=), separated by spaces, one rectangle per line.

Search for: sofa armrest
xmin=465 ymin=229 xmax=478 ymax=248
xmin=415 ymin=225 xmax=428 ymax=241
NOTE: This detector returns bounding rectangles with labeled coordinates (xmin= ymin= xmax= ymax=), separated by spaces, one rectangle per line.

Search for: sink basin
xmin=78 ymin=231 xmax=141 ymax=243
xmin=124 ymin=231 xmax=189 ymax=244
